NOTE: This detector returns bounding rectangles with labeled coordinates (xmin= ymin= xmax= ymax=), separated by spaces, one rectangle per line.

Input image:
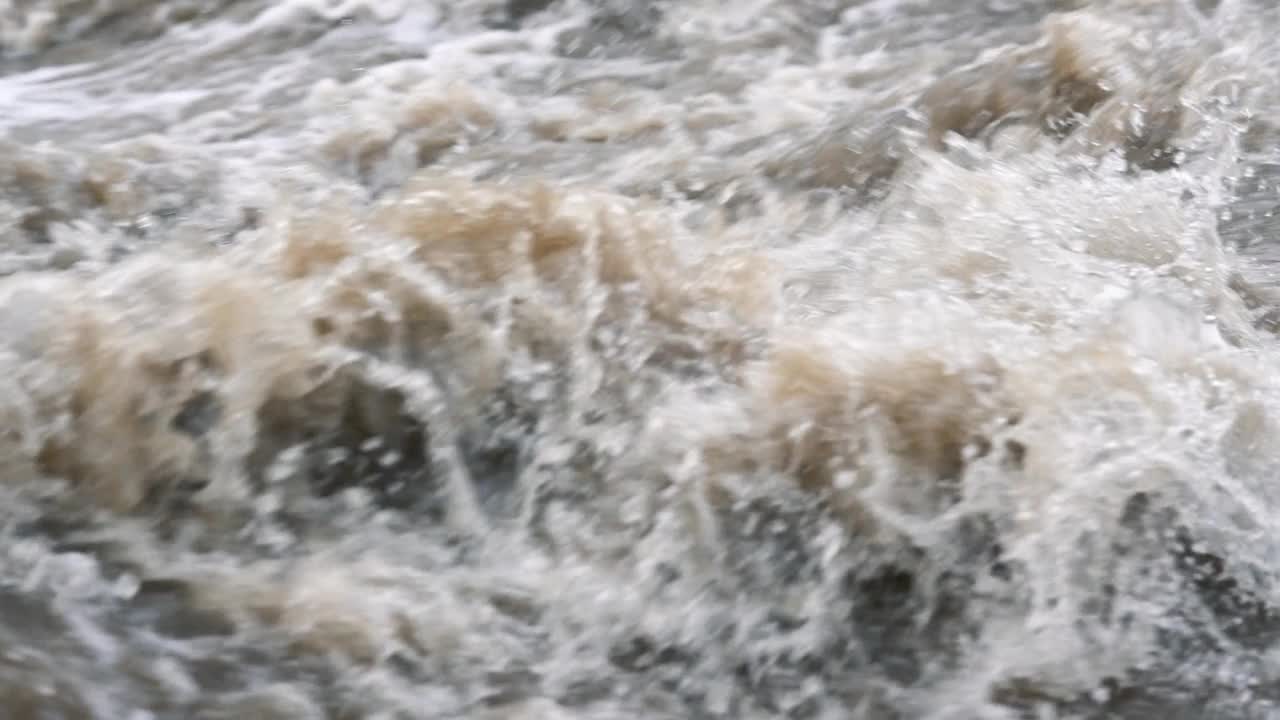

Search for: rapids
xmin=3 ymin=0 xmax=1280 ymax=717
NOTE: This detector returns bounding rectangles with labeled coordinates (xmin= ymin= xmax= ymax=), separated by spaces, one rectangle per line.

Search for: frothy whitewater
xmin=2 ymin=0 xmax=1280 ymax=717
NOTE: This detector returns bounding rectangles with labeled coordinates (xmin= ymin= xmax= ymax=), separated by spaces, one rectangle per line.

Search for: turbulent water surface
xmin=6 ymin=0 xmax=1280 ymax=717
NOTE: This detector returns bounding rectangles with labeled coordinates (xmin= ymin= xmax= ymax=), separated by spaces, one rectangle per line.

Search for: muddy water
xmin=2 ymin=0 xmax=1280 ymax=717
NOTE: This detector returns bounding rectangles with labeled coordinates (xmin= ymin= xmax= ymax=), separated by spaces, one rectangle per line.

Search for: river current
xmin=2 ymin=0 xmax=1280 ymax=718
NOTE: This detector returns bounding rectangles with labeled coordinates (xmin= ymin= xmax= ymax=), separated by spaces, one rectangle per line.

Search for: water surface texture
xmin=3 ymin=0 xmax=1280 ymax=717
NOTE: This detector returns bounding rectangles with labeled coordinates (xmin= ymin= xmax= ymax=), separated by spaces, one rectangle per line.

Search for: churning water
xmin=3 ymin=0 xmax=1280 ymax=717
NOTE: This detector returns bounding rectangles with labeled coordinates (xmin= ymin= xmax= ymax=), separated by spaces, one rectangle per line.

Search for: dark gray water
xmin=3 ymin=0 xmax=1280 ymax=717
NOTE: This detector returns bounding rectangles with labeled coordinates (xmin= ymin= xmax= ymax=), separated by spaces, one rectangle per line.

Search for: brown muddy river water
xmin=3 ymin=0 xmax=1280 ymax=717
